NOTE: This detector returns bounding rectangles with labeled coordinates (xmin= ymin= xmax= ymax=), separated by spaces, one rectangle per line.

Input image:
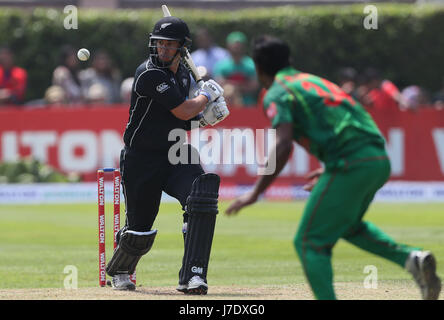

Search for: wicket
xmin=97 ymin=167 xmax=136 ymax=287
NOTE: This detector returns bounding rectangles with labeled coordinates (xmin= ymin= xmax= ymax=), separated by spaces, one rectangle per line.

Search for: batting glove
xmin=198 ymin=79 xmax=224 ymax=103
xmin=198 ymin=96 xmax=230 ymax=127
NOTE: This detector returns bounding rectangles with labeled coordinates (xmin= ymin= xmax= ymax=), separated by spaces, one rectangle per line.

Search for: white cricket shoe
xmin=176 ymin=283 xmax=188 ymax=293
xmin=111 ymin=273 xmax=136 ymax=291
xmin=177 ymin=276 xmax=208 ymax=295
xmin=405 ymin=251 xmax=441 ymax=300
xmin=187 ymin=275 xmax=208 ymax=295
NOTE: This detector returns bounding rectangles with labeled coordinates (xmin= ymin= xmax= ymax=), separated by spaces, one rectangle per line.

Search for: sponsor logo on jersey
xmin=156 ymin=82 xmax=170 ymax=93
xmin=182 ymin=78 xmax=188 ymax=87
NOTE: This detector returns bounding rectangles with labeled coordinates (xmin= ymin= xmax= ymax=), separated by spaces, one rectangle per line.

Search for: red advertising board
xmin=0 ymin=105 xmax=443 ymax=182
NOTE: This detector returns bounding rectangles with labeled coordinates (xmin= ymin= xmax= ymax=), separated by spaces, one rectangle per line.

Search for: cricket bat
xmin=161 ymin=5 xmax=204 ymax=87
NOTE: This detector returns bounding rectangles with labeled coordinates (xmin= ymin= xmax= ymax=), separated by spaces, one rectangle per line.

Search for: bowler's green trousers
xmin=294 ymin=144 xmax=419 ymax=300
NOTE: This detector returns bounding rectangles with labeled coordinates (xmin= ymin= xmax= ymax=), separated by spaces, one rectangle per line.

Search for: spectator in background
xmin=44 ymin=85 xmax=67 ymax=106
xmin=79 ymin=50 xmax=121 ymax=104
xmin=213 ymin=31 xmax=259 ymax=108
xmin=400 ymin=85 xmax=430 ymax=112
xmin=24 ymin=85 xmax=67 ymax=108
xmin=191 ymin=28 xmax=230 ymax=79
xmin=52 ymin=45 xmax=84 ymax=104
xmin=0 ymin=46 xmax=27 ymax=106
xmin=337 ymin=67 xmax=358 ymax=100
xmin=86 ymin=83 xmax=107 ymax=105
xmin=356 ymin=68 xmax=408 ymax=112
xmin=120 ymin=77 xmax=134 ymax=105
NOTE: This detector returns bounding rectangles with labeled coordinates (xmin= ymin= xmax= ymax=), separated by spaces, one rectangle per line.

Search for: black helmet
xmin=149 ymin=16 xmax=192 ymax=68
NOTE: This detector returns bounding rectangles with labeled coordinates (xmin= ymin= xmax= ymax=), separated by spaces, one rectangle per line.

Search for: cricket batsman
xmin=105 ymin=16 xmax=229 ymax=294
xmin=226 ymin=35 xmax=441 ymax=300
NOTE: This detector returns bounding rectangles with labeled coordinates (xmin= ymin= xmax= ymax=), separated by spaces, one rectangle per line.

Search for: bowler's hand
xmin=225 ymin=191 xmax=258 ymax=216
xmin=302 ymin=167 xmax=324 ymax=192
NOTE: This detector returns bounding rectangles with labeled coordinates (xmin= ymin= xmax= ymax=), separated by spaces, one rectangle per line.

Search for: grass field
xmin=0 ymin=201 xmax=443 ymax=300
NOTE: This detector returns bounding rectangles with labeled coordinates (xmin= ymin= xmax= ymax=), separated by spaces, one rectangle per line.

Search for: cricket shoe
xmin=187 ymin=276 xmax=208 ymax=295
xmin=405 ymin=250 xmax=441 ymax=300
xmin=111 ymin=273 xmax=136 ymax=291
xmin=177 ymin=276 xmax=208 ymax=295
xmin=176 ymin=282 xmax=188 ymax=294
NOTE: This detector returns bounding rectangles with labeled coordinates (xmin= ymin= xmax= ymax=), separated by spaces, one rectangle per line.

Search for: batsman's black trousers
xmin=120 ymin=146 xmax=204 ymax=232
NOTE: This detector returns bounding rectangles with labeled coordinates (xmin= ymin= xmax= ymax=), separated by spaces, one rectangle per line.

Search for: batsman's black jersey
xmin=123 ymin=59 xmax=193 ymax=152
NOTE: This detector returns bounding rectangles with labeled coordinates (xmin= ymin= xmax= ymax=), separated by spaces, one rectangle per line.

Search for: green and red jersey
xmin=263 ymin=67 xmax=385 ymax=168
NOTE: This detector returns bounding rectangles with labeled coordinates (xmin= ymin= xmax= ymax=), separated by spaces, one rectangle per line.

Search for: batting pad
xmin=180 ymin=173 xmax=220 ymax=284
xmin=106 ymin=229 xmax=157 ymax=276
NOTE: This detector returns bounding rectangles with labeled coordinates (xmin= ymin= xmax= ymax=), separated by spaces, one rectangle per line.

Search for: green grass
xmin=0 ymin=201 xmax=443 ymax=289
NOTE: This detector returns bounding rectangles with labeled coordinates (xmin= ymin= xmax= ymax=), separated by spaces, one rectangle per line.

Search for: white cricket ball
xmin=77 ymin=48 xmax=90 ymax=61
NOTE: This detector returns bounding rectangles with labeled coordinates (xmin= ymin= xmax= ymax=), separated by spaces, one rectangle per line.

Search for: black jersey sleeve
xmin=134 ymin=68 xmax=186 ymax=110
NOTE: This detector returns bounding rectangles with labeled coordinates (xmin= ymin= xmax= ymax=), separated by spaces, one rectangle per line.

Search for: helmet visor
xmin=149 ymin=38 xmax=181 ymax=68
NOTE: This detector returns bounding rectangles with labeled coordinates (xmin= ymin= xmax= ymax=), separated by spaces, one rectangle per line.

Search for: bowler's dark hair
xmin=252 ymin=35 xmax=291 ymax=76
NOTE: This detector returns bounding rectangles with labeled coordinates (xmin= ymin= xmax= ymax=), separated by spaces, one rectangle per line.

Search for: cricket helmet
xmin=149 ymin=16 xmax=192 ymax=68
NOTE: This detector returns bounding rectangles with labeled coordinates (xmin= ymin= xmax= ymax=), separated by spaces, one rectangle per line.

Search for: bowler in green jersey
xmin=225 ymin=36 xmax=441 ymax=300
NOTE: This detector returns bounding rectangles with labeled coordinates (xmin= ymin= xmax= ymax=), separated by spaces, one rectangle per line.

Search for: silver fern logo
xmin=160 ymin=23 xmax=172 ymax=30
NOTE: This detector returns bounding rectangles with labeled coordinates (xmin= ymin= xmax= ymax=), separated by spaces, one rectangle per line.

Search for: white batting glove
xmin=198 ymin=79 xmax=224 ymax=103
xmin=211 ymin=96 xmax=229 ymax=122
xmin=198 ymin=96 xmax=230 ymax=127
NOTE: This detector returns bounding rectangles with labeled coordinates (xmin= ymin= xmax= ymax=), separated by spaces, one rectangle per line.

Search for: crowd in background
xmin=0 ymin=32 xmax=443 ymax=111
xmin=0 ymin=45 xmax=132 ymax=108
xmin=336 ymin=67 xmax=444 ymax=112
